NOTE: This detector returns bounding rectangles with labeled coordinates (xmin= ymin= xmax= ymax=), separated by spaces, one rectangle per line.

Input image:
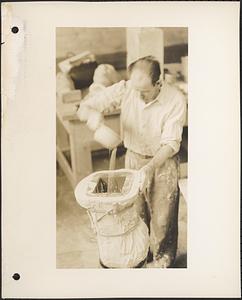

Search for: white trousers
xmin=125 ymin=149 xmax=180 ymax=262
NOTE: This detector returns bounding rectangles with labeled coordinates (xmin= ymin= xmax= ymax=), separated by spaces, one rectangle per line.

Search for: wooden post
xmin=126 ymin=27 xmax=164 ymax=80
xmin=56 ymin=116 xmax=70 ymax=152
xmin=69 ymin=120 xmax=93 ymax=186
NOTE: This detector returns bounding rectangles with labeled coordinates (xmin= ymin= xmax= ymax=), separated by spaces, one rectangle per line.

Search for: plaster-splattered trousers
xmin=125 ymin=149 xmax=180 ymax=265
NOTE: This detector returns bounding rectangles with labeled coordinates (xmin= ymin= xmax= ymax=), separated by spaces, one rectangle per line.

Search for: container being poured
xmin=93 ymin=124 xmax=122 ymax=150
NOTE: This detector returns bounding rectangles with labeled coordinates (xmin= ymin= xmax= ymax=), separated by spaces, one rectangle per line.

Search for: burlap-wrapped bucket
xmin=75 ymin=169 xmax=149 ymax=268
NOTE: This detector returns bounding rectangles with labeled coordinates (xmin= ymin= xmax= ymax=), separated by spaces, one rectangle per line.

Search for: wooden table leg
xmin=56 ymin=116 xmax=70 ymax=152
xmin=69 ymin=120 xmax=93 ymax=186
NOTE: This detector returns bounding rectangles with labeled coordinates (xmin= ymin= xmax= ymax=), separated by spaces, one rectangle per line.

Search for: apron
xmin=125 ymin=149 xmax=180 ymax=262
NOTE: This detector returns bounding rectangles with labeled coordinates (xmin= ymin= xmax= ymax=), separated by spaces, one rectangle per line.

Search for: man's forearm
xmin=146 ymin=145 xmax=174 ymax=171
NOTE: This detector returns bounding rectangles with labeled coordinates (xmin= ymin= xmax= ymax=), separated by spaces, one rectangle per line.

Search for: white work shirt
xmin=78 ymin=80 xmax=187 ymax=156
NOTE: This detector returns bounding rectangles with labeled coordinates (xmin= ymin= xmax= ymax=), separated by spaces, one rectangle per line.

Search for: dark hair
xmin=128 ymin=56 xmax=161 ymax=85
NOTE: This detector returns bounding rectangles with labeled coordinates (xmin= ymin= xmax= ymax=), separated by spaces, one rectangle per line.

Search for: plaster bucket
xmin=75 ymin=168 xmax=149 ymax=268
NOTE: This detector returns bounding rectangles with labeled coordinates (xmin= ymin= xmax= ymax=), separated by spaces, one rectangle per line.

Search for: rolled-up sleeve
xmin=160 ymin=92 xmax=187 ymax=154
xmin=77 ymin=80 xmax=126 ymax=116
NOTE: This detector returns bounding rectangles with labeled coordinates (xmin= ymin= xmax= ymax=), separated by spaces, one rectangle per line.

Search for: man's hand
xmin=138 ymin=145 xmax=174 ymax=192
xmin=138 ymin=164 xmax=154 ymax=193
xmin=86 ymin=110 xmax=104 ymax=131
xmin=77 ymin=103 xmax=91 ymax=122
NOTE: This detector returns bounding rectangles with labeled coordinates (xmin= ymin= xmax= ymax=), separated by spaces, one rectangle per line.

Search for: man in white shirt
xmin=77 ymin=56 xmax=187 ymax=268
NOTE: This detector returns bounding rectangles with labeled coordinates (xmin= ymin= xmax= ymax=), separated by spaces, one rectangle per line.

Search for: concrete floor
xmin=56 ymin=152 xmax=187 ymax=268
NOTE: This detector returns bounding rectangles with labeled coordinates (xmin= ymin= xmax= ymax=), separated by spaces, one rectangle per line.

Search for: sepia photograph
xmin=56 ymin=27 xmax=188 ymax=269
xmin=2 ymin=2 xmax=240 ymax=298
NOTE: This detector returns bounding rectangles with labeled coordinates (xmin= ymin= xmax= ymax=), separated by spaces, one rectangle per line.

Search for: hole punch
xmin=11 ymin=27 xmax=19 ymax=34
xmin=12 ymin=273 xmax=20 ymax=280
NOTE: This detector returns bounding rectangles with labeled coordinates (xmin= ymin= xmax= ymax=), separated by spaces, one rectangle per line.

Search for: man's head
xmin=128 ymin=56 xmax=161 ymax=102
